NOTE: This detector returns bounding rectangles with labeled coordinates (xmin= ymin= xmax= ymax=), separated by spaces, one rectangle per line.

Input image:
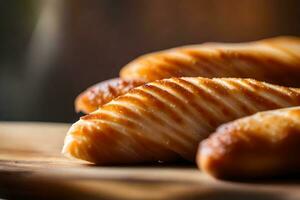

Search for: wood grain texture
xmin=1 ymin=122 xmax=300 ymax=200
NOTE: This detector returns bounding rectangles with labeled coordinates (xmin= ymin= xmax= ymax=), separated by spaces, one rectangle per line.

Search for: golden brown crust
xmin=197 ymin=107 xmax=300 ymax=180
xmin=76 ymin=36 xmax=300 ymax=114
xmin=120 ymin=36 xmax=300 ymax=86
xmin=63 ymin=78 xmax=300 ymax=165
xmin=75 ymin=78 xmax=145 ymax=113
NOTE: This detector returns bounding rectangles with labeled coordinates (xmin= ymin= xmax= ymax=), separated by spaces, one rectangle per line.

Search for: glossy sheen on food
xmin=63 ymin=77 xmax=300 ymax=165
xmin=198 ymin=107 xmax=300 ymax=180
xmin=121 ymin=36 xmax=300 ymax=86
xmin=75 ymin=78 xmax=145 ymax=113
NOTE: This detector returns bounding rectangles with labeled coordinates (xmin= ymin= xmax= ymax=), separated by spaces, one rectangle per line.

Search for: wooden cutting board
xmin=1 ymin=122 xmax=300 ymax=200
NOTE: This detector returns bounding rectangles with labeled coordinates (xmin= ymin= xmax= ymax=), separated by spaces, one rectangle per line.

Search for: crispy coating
xmin=198 ymin=107 xmax=300 ymax=180
xmin=75 ymin=78 xmax=145 ymax=113
xmin=121 ymin=36 xmax=300 ymax=86
xmin=63 ymin=78 xmax=300 ymax=165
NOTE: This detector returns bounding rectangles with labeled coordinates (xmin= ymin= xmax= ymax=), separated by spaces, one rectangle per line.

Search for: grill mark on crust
xmin=96 ymin=123 xmax=144 ymax=159
xmin=267 ymin=85 xmax=300 ymax=102
xmin=112 ymin=95 xmax=163 ymax=125
xmin=232 ymin=52 xmax=273 ymax=77
xmin=104 ymin=104 xmax=190 ymax=152
xmin=224 ymin=79 xmax=280 ymax=110
xmin=236 ymin=79 xmax=285 ymax=107
xmin=209 ymin=78 xmax=253 ymax=115
xmin=181 ymin=50 xmax=221 ymax=76
xmin=120 ymin=37 xmax=300 ymax=87
xmin=112 ymin=99 xmax=196 ymax=145
xmin=172 ymin=78 xmax=227 ymax=126
xmin=225 ymin=46 xmax=288 ymax=78
xmin=158 ymin=53 xmax=201 ymax=76
xmin=220 ymin=49 xmax=282 ymax=81
xmin=99 ymin=122 xmax=154 ymax=161
xmin=87 ymin=123 xmax=137 ymax=160
xmin=136 ymin=87 xmax=200 ymax=148
xmin=146 ymin=56 xmax=184 ymax=78
xmin=157 ymin=79 xmax=219 ymax=128
xmin=85 ymin=116 xmax=178 ymax=162
xmin=113 ymin=95 xmax=199 ymax=151
xmin=159 ymin=48 xmax=284 ymax=80
xmin=208 ymin=49 xmax=251 ymax=77
xmin=83 ymin=110 xmax=137 ymax=129
xmin=139 ymin=84 xmax=201 ymax=134
xmin=77 ymin=37 xmax=300 ymax=114
xmin=134 ymin=85 xmax=183 ymax=124
xmin=175 ymin=78 xmax=232 ymax=122
xmin=142 ymin=84 xmax=187 ymax=111
xmin=243 ymin=79 xmax=291 ymax=108
xmin=190 ymin=78 xmax=239 ymax=118
xmin=220 ymin=79 xmax=261 ymax=113
xmin=103 ymin=101 xmax=175 ymax=138
xmin=151 ymin=81 xmax=212 ymax=132
xmin=227 ymin=52 xmax=272 ymax=79
xmin=65 ymin=77 xmax=300 ymax=164
xmin=142 ymin=84 xmax=210 ymax=145
xmin=108 ymin=94 xmax=195 ymax=152
xmin=245 ymin=79 xmax=300 ymax=105
xmin=215 ymin=50 xmax=247 ymax=76
xmin=94 ymin=116 xmax=174 ymax=160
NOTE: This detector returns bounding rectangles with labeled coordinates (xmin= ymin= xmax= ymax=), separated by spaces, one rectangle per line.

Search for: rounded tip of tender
xmin=197 ymin=141 xmax=223 ymax=179
xmin=196 ymin=129 xmax=236 ymax=180
xmin=61 ymin=120 xmax=93 ymax=162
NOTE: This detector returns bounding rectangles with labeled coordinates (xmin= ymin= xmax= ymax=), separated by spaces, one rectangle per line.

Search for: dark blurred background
xmin=0 ymin=0 xmax=299 ymax=123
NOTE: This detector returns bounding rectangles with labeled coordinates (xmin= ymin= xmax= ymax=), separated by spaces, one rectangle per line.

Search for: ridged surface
xmin=121 ymin=36 xmax=300 ymax=86
xmin=198 ymin=106 xmax=300 ymax=179
xmin=76 ymin=36 xmax=300 ymax=114
xmin=63 ymin=78 xmax=300 ymax=164
xmin=75 ymin=78 xmax=145 ymax=113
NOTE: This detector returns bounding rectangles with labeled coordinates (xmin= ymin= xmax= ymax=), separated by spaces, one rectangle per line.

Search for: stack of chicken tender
xmin=63 ymin=36 xmax=300 ymax=180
